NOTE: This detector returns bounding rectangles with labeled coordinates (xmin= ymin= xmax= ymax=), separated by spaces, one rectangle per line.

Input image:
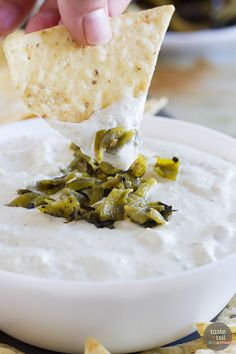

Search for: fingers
xmin=26 ymin=0 xmax=60 ymax=33
xmin=0 ymin=0 xmax=131 ymax=43
xmin=0 ymin=0 xmax=36 ymax=37
xmin=108 ymin=0 xmax=132 ymax=16
xmin=57 ymin=0 xmax=112 ymax=45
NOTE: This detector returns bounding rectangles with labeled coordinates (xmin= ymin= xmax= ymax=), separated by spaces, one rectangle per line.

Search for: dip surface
xmin=0 ymin=123 xmax=236 ymax=282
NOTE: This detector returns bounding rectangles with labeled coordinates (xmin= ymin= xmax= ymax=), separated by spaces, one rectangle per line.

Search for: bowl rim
xmin=0 ymin=251 xmax=236 ymax=290
xmin=0 ymin=116 xmax=236 ymax=289
xmin=163 ymin=24 xmax=236 ymax=49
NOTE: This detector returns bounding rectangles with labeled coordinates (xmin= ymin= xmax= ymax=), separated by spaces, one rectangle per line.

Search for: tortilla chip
xmin=4 ymin=6 xmax=174 ymax=123
xmin=85 ymin=337 xmax=110 ymax=354
xmin=218 ymin=297 xmax=236 ymax=325
xmin=0 ymin=344 xmax=23 ymax=354
xmin=195 ymin=342 xmax=236 ymax=354
xmin=144 ymin=97 xmax=168 ymax=115
xmin=142 ymin=338 xmax=207 ymax=354
xmin=0 ymin=40 xmax=33 ymax=125
xmin=0 ymin=42 xmax=6 ymax=66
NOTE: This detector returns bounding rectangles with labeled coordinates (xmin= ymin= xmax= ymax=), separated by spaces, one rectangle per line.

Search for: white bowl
xmin=0 ymin=116 xmax=236 ymax=353
xmin=163 ymin=25 xmax=236 ymax=52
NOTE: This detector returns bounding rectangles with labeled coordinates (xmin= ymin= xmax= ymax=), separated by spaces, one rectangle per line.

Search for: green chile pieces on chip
xmin=94 ymin=127 xmax=136 ymax=162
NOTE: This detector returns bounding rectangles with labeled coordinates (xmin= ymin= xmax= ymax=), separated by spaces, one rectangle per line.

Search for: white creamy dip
xmin=48 ymin=95 xmax=146 ymax=170
xmin=0 ymin=126 xmax=236 ymax=282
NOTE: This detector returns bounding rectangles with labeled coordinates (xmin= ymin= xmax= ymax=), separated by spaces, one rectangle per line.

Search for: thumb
xmin=57 ymin=0 xmax=112 ymax=45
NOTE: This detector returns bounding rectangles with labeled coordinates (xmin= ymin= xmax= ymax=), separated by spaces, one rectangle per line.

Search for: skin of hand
xmin=0 ymin=0 xmax=132 ymax=44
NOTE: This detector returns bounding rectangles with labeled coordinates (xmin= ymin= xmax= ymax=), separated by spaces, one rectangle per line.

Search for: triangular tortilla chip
xmin=0 ymin=343 xmax=23 ymax=354
xmin=0 ymin=42 xmax=6 ymax=66
xmin=85 ymin=337 xmax=110 ymax=354
xmin=0 ymin=40 xmax=33 ymax=125
xmin=4 ymin=6 xmax=174 ymax=123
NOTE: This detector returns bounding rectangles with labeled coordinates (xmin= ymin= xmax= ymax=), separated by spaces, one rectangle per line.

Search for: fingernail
xmin=83 ymin=8 xmax=112 ymax=45
xmin=0 ymin=3 xmax=21 ymax=36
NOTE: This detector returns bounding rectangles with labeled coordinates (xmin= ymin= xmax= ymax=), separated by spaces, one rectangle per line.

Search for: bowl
xmin=0 ymin=116 xmax=236 ymax=353
xmin=162 ymin=25 xmax=236 ymax=52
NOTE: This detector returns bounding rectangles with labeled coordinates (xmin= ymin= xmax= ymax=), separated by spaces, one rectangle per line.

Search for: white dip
xmin=48 ymin=95 xmax=146 ymax=170
xmin=0 ymin=126 xmax=236 ymax=282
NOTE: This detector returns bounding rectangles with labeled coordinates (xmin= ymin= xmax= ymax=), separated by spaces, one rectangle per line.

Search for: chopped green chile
xmin=82 ymin=209 xmax=115 ymax=229
xmin=124 ymin=205 xmax=165 ymax=227
xmin=135 ymin=178 xmax=157 ymax=198
xmin=39 ymin=195 xmax=81 ymax=220
xmin=148 ymin=201 xmax=174 ymax=221
xmin=66 ymin=177 xmax=99 ymax=191
xmin=154 ymin=156 xmax=180 ymax=180
xmin=37 ymin=171 xmax=77 ymax=194
xmin=83 ymin=186 xmax=104 ymax=206
xmin=116 ymin=129 xmax=136 ymax=151
xmin=121 ymin=174 xmax=141 ymax=190
xmin=8 ymin=134 xmax=176 ymax=228
xmin=68 ymin=145 xmax=97 ymax=174
xmin=102 ymin=173 xmax=140 ymax=191
xmin=127 ymin=193 xmax=145 ymax=207
xmin=94 ymin=127 xmax=136 ymax=162
xmin=17 ymin=189 xmax=34 ymax=195
xmin=98 ymin=161 xmax=120 ymax=175
xmin=8 ymin=191 xmax=40 ymax=208
xmin=7 ymin=190 xmax=53 ymax=209
xmin=129 ymin=154 xmax=148 ymax=177
xmin=60 ymin=188 xmax=89 ymax=207
xmin=101 ymin=127 xmax=132 ymax=153
xmin=95 ymin=188 xmax=132 ymax=221
xmin=94 ymin=129 xmax=106 ymax=163
xmin=30 ymin=194 xmax=54 ymax=208
xmin=101 ymin=174 xmax=126 ymax=190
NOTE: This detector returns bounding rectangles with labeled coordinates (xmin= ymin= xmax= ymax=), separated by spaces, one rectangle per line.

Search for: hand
xmin=0 ymin=0 xmax=132 ymax=44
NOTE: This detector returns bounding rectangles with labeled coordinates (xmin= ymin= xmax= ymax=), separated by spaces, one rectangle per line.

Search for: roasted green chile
xmin=94 ymin=127 xmax=136 ymax=162
xmin=8 ymin=131 xmax=179 ymax=228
